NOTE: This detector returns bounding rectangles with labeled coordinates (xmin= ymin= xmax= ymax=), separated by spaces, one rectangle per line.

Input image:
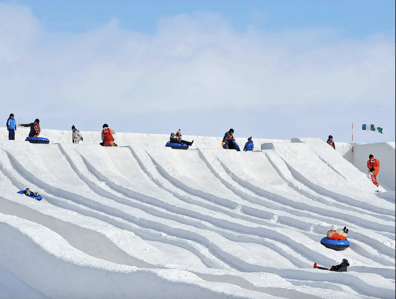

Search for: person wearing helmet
xmin=367 ymin=154 xmax=380 ymax=186
xmin=326 ymin=224 xmax=348 ymax=240
xmin=101 ymin=124 xmax=116 ymax=146
xmin=71 ymin=125 xmax=83 ymax=144
xmin=18 ymin=119 xmax=41 ymax=137
xmin=6 ymin=113 xmax=17 ymax=140
xmin=243 ymin=136 xmax=254 ymax=151
xmin=326 ymin=135 xmax=335 ymax=149
xmin=222 ymin=128 xmax=240 ymax=151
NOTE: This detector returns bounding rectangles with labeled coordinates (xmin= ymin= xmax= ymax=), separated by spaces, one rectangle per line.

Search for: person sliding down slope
xmin=18 ymin=119 xmax=41 ymax=137
xmin=222 ymin=128 xmax=240 ymax=151
xmin=101 ymin=124 xmax=117 ymax=147
xmin=326 ymin=224 xmax=348 ymax=240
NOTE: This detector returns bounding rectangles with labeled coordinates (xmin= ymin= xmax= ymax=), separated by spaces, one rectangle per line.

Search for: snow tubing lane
xmin=25 ymin=137 xmax=50 ymax=144
xmin=320 ymin=237 xmax=350 ymax=251
xmin=17 ymin=190 xmax=43 ymax=201
xmin=165 ymin=142 xmax=189 ymax=150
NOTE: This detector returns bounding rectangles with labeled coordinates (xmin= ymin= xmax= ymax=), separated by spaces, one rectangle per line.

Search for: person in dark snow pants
xmin=18 ymin=119 xmax=41 ymax=137
xmin=222 ymin=128 xmax=240 ymax=151
xmin=6 ymin=113 xmax=17 ymax=140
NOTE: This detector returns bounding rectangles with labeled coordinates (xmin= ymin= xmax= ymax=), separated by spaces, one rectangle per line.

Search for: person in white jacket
xmin=72 ymin=125 xmax=83 ymax=144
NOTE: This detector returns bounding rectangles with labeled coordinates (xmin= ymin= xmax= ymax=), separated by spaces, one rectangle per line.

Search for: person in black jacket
xmin=18 ymin=119 xmax=41 ymax=137
xmin=222 ymin=128 xmax=240 ymax=151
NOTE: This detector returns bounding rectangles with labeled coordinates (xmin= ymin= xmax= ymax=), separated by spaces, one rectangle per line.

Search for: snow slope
xmin=0 ymin=129 xmax=394 ymax=299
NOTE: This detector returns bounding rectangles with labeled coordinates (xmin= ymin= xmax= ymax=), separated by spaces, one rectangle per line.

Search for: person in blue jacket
xmin=6 ymin=113 xmax=17 ymax=140
xmin=243 ymin=136 xmax=254 ymax=151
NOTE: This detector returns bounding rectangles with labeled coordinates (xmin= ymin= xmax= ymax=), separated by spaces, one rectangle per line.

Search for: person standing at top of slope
xmin=71 ymin=125 xmax=83 ymax=144
xmin=222 ymin=128 xmax=240 ymax=151
xmin=243 ymin=136 xmax=254 ymax=151
xmin=101 ymin=124 xmax=116 ymax=147
xmin=326 ymin=224 xmax=348 ymax=240
xmin=6 ymin=113 xmax=17 ymax=140
xmin=175 ymin=129 xmax=194 ymax=146
xmin=327 ymin=135 xmax=335 ymax=149
xmin=18 ymin=119 xmax=40 ymax=137
xmin=367 ymin=154 xmax=380 ymax=186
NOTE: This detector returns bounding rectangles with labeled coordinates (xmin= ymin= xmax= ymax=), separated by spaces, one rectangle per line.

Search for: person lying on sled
xmin=326 ymin=224 xmax=348 ymax=240
xmin=23 ymin=188 xmax=39 ymax=197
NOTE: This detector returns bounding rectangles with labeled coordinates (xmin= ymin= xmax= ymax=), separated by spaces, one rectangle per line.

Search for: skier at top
xmin=327 ymin=135 xmax=335 ymax=149
xmin=18 ymin=119 xmax=41 ymax=137
xmin=367 ymin=154 xmax=380 ymax=186
xmin=6 ymin=113 xmax=17 ymax=140
xmin=222 ymin=128 xmax=240 ymax=151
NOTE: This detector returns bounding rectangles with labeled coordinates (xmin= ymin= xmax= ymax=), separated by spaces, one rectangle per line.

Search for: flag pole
xmin=352 ymin=123 xmax=354 ymax=165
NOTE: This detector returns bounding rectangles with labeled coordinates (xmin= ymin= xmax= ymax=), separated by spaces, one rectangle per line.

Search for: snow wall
xmin=336 ymin=142 xmax=395 ymax=191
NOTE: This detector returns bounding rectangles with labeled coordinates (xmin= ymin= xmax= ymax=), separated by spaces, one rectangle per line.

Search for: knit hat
xmin=35 ymin=119 xmax=40 ymax=123
xmin=72 ymin=125 xmax=76 ymax=130
xmin=229 ymin=128 xmax=234 ymax=133
xmin=10 ymin=113 xmax=14 ymax=117
xmin=330 ymin=224 xmax=337 ymax=231
xmin=248 ymin=136 xmax=252 ymax=141
xmin=103 ymin=124 xmax=108 ymax=128
xmin=369 ymin=154 xmax=373 ymax=158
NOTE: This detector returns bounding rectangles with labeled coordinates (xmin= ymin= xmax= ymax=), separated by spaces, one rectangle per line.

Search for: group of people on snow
xmin=5 ymin=114 xmax=383 ymax=186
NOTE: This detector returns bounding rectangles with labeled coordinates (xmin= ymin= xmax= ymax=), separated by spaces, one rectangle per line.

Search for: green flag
xmin=362 ymin=124 xmax=383 ymax=134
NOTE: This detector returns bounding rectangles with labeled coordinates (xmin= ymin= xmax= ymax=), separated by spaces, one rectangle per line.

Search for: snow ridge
xmin=0 ymin=136 xmax=394 ymax=299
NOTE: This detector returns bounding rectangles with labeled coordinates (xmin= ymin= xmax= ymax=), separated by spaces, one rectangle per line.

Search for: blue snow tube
xmin=17 ymin=190 xmax=43 ymax=201
xmin=320 ymin=237 xmax=350 ymax=251
xmin=165 ymin=142 xmax=189 ymax=150
xmin=25 ymin=137 xmax=50 ymax=144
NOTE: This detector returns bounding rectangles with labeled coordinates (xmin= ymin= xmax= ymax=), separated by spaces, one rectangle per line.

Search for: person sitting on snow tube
xmin=222 ymin=128 xmax=240 ymax=151
xmin=101 ymin=124 xmax=117 ymax=147
xmin=326 ymin=224 xmax=348 ymax=240
xmin=175 ymin=129 xmax=194 ymax=146
xmin=18 ymin=119 xmax=41 ymax=137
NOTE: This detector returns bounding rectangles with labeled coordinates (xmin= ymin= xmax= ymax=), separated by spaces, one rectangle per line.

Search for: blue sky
xmin=1 ymin=0 xmax=395 ymax=143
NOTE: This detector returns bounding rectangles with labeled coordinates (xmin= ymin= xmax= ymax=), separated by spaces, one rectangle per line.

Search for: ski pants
xmin=8 ymin=129 xmax=15 ymax=140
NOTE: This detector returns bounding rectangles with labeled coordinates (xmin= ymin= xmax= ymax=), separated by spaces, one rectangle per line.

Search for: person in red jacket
xmin=326 ymin=224 xmax=348 ymax=240
xmin=101 ymin=124 xmax=116 ymax=147
xmin=367 ymin=154 xmax=380 ymax=185
xmin=326 ymin=135 xmax=335 ymax=149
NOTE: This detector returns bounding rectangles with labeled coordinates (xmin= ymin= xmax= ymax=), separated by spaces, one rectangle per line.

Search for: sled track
xmin=0 ymin=141 xmax=394 ymax=299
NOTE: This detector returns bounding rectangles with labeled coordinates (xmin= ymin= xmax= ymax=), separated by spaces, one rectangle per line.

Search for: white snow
xmin=0 ymin=128 xmax=394 ymax=298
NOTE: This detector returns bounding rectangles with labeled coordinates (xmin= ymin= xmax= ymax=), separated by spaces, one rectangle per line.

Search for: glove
xmin=81 ymin=137 xmax=83 ymax=141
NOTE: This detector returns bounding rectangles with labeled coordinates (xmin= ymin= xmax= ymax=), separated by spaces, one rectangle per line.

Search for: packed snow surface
xmin=0 ymin=128 xmax=394 ymax=299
